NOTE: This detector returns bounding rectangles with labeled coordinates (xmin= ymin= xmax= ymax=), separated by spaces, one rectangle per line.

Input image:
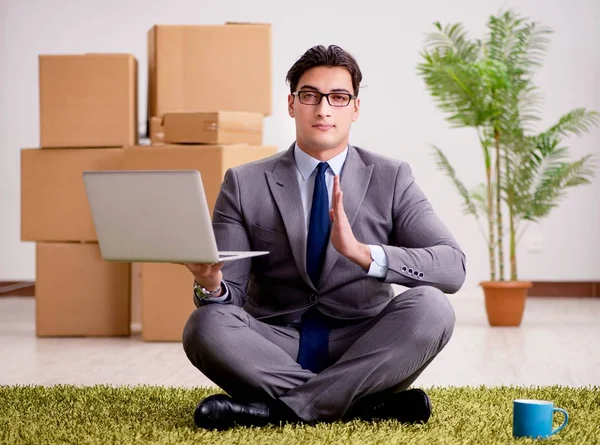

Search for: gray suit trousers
xmin=182 ymin=285 xmax=455 ymax=423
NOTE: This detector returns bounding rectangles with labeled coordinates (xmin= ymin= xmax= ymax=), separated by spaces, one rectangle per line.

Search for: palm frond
xmin=418 ymin=53 xmax=487 ymax=127
xmin=424 ymin=22 xmax=479 ymax=61
xmin=484 ymin=10 xmax=550 ymax=142
xmin=508 ymin=133 xmax=597 ymax=222
xmin=493 ymin=73 xmax=544 ymax=143
xmin=487 ymin=10 xmax=523 ymax=63
xmin=431 ymin=145 xmax=480 ymax=218
xmin=543 ymin=108 xmax=600 ymax=138
xmin=508 ymin=21 xmax=552 ymax=73
xmin=487 ymin=9 xmax=552 ymax=74
xmin=469 ymin=183 xmax=490 ymax=216
xmin=418 ymin=50 xmax=511 ymax=129
xmin=525 ymin=155 xmax=596 ymax=221
xmin=515 ymin=84 xmax=544 ymax=132
xmin=506 ymin=136 xmax=549 ymax=216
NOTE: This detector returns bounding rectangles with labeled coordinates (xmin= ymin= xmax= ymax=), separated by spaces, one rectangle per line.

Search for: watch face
xmin=194 ymin=285 xmax=207 ymax=300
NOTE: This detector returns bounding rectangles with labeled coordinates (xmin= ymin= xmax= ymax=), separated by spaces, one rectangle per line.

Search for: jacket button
xmin=310 ymin=294 xmax=318 ymax=303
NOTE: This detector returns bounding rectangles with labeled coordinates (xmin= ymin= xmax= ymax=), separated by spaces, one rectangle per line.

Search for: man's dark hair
xmin=286 ymin=45 xmax=362 ymax=97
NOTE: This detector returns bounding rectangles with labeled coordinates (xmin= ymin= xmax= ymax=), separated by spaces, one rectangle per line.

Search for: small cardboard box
xmin=21 ymin=148 xmax=124 ymax=242
xmin=163 ymin=111 xmax=263 ymax=145
xmin=35 ymin=242 xmax=130 ymax=337
xmin=149 ymin=116 xmax=165 ymax=145
xmin=148 ymin=23 xmax=271 ymax=119
xmin=39 ymin=54 xmax=138 ymax=148
xmin=124 ymin=144 xmax=277 ymax=341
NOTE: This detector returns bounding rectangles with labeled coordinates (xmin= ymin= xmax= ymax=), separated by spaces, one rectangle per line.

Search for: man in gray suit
xmin=183 ymin=44 xmax=465 ymax=430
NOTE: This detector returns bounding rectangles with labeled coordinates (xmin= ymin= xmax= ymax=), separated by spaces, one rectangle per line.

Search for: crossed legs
xmin=182 ymin=285 xmax=455 ymax=423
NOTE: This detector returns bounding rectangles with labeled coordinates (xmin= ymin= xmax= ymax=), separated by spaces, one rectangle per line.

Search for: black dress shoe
xmin=351 ymin=388 xmax=432 ymax=424
xmin=194 ymin=394 xmax=273 ymax=430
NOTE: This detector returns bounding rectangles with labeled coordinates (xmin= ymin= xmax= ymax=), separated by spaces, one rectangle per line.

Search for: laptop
xmin=82 ymin=170 xmax=268 ymax=263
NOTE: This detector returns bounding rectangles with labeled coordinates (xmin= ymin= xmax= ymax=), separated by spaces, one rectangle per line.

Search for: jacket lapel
xmin=265 ymin=145 xmax=314 ymax=290
xmin=319 ymin=145 xmax=373 ymax=287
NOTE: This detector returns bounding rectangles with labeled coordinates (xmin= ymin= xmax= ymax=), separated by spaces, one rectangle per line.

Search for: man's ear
xmin=288 ymin=94 xmax=295 ymax=118
xmin=352 ymin=97 xmax=360 ymax=122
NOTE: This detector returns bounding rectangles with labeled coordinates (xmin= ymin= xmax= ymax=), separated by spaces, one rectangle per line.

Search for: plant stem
xmin=494 ymin=128 xmax=505 ymax=281
xmin=510 ymin=212 xmax=517 ymax=280
xmin=479 ymin=129 xmax=496 ymax=282
xmin=486 ymin=164 xmax=496 ymax=281
xmin=506 ymin=147 xmax=517 ymax=281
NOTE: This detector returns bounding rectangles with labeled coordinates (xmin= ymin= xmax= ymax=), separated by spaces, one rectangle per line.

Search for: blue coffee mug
xmin=513 ymin=399 xmax=568 ymax=439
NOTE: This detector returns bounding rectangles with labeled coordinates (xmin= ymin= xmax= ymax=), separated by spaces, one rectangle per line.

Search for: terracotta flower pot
xmin=480 ymin=281 xmax=532 ymax=326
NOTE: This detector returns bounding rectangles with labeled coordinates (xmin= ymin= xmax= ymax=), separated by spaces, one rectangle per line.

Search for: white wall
xmin=1 ymin=0 xmax=599 ymax=295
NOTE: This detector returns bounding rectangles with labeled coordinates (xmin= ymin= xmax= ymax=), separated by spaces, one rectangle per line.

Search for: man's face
xmin=288 ymin=66 xmax=360 ymax=159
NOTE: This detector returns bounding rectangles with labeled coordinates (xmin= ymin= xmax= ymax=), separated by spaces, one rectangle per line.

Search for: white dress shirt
xmin=293 ymin=143 xmax=388 ymax=278
xmin=202 ymin=143 xmax=388 ymax=303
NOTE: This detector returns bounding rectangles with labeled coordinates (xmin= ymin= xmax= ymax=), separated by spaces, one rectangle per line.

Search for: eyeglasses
xmin=293 ymin=90 xmax=355 ymax=107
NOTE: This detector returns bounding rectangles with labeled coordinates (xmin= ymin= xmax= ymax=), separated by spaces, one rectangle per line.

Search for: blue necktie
xmin=297 ymin=162 xmax=331 ymax=373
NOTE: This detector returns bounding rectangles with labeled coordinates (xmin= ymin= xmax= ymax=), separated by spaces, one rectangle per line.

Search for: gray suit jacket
xmin=195 ymin=144 xmax=466 ymax=325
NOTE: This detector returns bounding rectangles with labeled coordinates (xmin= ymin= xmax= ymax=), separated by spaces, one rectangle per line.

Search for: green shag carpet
xmin=1 ymin=385 xmax=598 ymax=444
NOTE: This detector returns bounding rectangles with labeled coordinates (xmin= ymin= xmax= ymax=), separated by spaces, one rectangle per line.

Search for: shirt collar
xmin=293 ymin=142 xmax=348 ymax=180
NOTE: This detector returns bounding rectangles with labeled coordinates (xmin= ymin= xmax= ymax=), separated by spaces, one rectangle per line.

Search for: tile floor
xmin=1 ymin=294 xmax=599 ymax=388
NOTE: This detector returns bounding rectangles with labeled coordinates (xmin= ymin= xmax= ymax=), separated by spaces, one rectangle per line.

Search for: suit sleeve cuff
xmin=366 ymin=245 xmax=388 ymax=278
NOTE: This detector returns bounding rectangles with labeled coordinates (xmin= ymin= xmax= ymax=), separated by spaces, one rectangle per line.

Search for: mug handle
xmin=551 ymin=408 xmax=569 ymax=435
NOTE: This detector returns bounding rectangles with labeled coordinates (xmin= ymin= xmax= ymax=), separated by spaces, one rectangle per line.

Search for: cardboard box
xmin=124 ymin=144 xmax=277 ymax=341
xmin=35 ymin=242 xmax=130 ymax=337
xmin=149 ymin=116 xmax=165 ymax=145
xmin=132 ymin=262 xmax=195 ymax=341
xmin=148 ymin=23 xmax=271 ymax=119
xmin=39 ymin=53 xmax=138 ymax=148
xmin=123 ymin=144 xmax=277 ymax=215
xmin=21 ymin=148 xmax=124 ymax=242
xmin=163 ymin=111 xmax=263 ymax=145
xmin=130 ymin=263 xmax=142 ymax=329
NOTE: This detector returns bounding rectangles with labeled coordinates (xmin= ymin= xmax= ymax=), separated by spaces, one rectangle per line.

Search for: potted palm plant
xmin=417 ymin=9 xmax=598 ymax=326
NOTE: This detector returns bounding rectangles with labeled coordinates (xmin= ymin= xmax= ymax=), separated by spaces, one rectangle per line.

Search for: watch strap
xmin=194 ymin=281 xmax=222 ymax=300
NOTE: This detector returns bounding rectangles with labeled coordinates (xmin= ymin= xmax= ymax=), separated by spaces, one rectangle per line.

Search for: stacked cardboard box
xmin=147 ymin=23 xmax=271 ymax=120
xmin=133 ymin=22 xmax=276 ymax=341
xmin=21 ymin=53 xmax=138 ymax=337
xmin=21 ymin=22 xmax=276 ymax=341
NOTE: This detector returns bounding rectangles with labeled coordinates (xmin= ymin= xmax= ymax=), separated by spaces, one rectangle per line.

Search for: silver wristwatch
xmin=194 ymin=281 xmax=222 ymax=300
